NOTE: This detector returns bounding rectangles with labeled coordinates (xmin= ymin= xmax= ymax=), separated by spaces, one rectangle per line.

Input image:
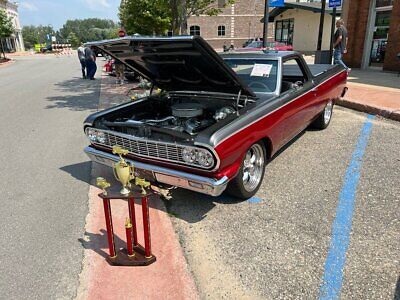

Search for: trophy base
xmin=119 ymin=187 xmax=130 ymax=195
xmin=106 ymin=244 xmax=156 ymax=266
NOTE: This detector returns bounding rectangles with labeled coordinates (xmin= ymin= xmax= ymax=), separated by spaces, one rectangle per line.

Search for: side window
xmin=218 ymin=25 xmax=226 ymax=36
xmin=281 ymin=58 xmax=308 ymax=93
xmin=190 ymin=25 xmax=201 ymax=36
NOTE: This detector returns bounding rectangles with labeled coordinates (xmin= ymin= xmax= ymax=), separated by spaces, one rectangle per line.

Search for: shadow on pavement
xmin=46 ymin=76 xmax=100 ymax=111
xmin=79 ymin=229 xmax=126 ymax=259
xmin=348 ymin=69 xmax=400 ymax=90
xmin=394 ymin=275 xmax=400 ymax=300
xmin=60 ymin=161 xmax=92 ymax=184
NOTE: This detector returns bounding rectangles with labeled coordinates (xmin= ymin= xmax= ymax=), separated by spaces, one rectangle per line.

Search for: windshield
xmin=224 ymin=59 xmax=279 ymax=93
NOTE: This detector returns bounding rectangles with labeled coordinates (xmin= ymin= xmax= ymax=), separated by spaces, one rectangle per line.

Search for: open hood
xmin=86 ymin=36 xmax=255 ymax=97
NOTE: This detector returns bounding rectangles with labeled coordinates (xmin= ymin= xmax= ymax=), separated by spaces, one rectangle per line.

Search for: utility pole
xmin=329 ymin=6 xmax=337 ymax=63
xmin=317 ymin=0 xmax=326 ymax=51
xmin=263 ymin=0 xmax=269 ymax=47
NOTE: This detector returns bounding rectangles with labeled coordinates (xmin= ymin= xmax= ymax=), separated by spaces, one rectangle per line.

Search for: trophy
xmin=135 ymin=177 xmax=151 ymax=195
xmin=112 ymin=146 xmax=135 ymax=195
xmin=96 ymin=177 xmax=111 ymax=195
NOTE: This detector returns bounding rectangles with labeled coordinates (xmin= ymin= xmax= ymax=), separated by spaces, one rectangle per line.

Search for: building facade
xmin=187 ymin=0 xmax=271 ymax=50
xmin=269 ymin=2 xmax=340 ymax=53
xmin=0 ymin=0 xmax=24 ymax=52
xmin=341 ymin=0 xmax=399 ymax=71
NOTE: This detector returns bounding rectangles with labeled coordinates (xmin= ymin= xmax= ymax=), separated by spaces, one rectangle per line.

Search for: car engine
xmin=98 ymin=99 xmax=236 ymax=141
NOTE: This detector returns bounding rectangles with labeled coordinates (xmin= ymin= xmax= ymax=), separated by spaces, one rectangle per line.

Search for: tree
xmin=67 ymin=32 xmax=80 ymax=48
xmin=22 ymin=25 xmax=56 ymax=49
xmin=0 ymin=9 xmax=14 ymax=58
xmin=119 ymin=0 xmax=235 ymax=36
xmin=119 ymin=0 xmax=171 ymax=35
xmin=59 ymin=18 xmax=119 ymax=43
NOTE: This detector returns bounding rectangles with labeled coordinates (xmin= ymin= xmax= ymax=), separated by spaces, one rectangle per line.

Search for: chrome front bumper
xmin=84 ymin=146 xmax=229 ymax=196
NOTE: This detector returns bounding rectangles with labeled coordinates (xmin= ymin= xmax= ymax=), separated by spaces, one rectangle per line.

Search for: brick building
xmin=187 ymin=0 xmax=271 ymax=50
xmin=0 ymin=0 xmax=24 ymax=52
xmin=341 ymin=0 xmax=399 ymax=71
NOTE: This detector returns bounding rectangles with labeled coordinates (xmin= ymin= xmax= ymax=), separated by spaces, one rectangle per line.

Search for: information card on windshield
xmin=250 ymin=64 xmax=273 ymax=77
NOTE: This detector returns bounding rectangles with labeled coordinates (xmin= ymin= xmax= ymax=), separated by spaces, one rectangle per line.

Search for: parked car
xmin=242 ymin=40 xmax=293 ymax=51
xmin=83 ymin=36 xmax=348 ymax=199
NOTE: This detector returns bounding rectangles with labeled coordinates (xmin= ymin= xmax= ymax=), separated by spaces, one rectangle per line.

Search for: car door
xmin=278 ymin=57 xmax=316 ymax=145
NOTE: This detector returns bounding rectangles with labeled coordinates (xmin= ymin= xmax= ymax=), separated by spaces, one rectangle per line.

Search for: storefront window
xmin=376 ymin=0 xmax=393 ymax=7
xmin=370 ymin=10 xmax=391 ymax=64
xmin=275 ymin=19 xmax=294 ymax=45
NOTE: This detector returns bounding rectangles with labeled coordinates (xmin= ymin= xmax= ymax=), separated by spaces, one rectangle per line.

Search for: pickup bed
xmin=83 ymin=36 xmax=348 ymax=199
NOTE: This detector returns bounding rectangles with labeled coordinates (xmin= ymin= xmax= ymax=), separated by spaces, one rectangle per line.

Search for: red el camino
xmin=84 ymin=36 xmax=347 ymax=199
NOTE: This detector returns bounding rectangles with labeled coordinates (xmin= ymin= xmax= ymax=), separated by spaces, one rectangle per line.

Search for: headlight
xmin=97 ymin=131 xmax=106 ymax=143
xmin=182 ymin=147 xmax=214 ymax=168
xmin=86 ymin=128 xmax=98 ymax=143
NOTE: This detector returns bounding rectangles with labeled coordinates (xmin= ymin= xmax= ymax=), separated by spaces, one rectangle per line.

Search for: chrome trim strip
xmin=214 ymin=69 xmax=347 ymax=147
xmin=86 ymin=127 xmax=220 ymax=171
xmin=84 ymin=146 xmax=229 ymax=196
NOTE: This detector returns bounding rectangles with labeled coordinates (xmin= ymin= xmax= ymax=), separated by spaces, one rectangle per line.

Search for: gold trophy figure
xmin=135 ymin=177 xmax=151 ymax=195
xmin=112 ymin=146 xmax=135 ymax=195
xmin=96 ymin=177 xmax=111 ymax=195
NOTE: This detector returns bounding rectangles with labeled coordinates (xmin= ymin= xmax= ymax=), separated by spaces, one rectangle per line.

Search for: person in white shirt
xmin=77 ymin=44 xmax=86 ymax=79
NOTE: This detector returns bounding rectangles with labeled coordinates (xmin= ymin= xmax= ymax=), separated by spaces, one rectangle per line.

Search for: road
xmin=169 ymin=107 xmax=400 ymax=299
xmin=0 ymin=55 xmax=99 ymax=299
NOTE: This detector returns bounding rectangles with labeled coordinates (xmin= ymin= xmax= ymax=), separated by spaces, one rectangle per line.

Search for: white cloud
xmin=20 ymin=1 xmax=39 ymax=11
xmin=84 ymin=0 xmax=111 ymax=11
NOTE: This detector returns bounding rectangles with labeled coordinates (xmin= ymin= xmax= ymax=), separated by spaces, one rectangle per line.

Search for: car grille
xmin=95 ymin=129 xmax=186 ymax=164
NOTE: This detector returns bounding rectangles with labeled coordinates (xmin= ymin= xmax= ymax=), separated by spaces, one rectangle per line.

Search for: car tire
xmin=226 ymin=142 xmax=266 ymax=200
xmin=311 ymin=100 xmax=333 ymax=130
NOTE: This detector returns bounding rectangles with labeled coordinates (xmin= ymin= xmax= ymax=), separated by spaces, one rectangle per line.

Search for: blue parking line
xmin=247 ymin=197 xmax=262 ymax=203
xmin=319 ymin=114 xmax=375 ymax=300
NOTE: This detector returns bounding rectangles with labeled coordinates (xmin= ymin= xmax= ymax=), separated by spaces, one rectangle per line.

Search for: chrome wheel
xmin=324 ymin=101 xmax=333 ymax=124
xmin=242 ymin=144 xmax=265 ymax=192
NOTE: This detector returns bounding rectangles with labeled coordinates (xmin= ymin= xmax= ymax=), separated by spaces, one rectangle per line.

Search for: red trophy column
xmin=128 ymin=197 xmax=138 ymax=246
xmin=141 ymin=195 xmax=152 ymax=258
xmin=102 ymin=198 xmax=116 ymax=258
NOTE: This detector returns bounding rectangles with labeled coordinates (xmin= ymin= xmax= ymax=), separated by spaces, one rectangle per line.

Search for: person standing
xmin=85 ymin=46 xmax=97 ymax=80
xmin=333 ymin=19 xmax=350 ymax=71
xmin=77 ymin=43 xmax=86 ymax=79
xmin=114 ymin=59 xmax=125 ymax=85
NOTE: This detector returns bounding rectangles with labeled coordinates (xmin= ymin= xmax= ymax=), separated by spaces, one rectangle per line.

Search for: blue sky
xmin=19 ymin=0 xmax=121 ymax=29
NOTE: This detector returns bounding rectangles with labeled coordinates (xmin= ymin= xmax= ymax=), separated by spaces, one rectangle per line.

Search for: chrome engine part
xmin=213 ymin=106 xmax=236 ymax=121
xmin=171 ymin=103 xmax=204 ymax=118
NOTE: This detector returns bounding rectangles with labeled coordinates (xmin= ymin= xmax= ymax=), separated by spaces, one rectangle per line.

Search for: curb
xmin=337 ymin=98 xmax=400 ymax=122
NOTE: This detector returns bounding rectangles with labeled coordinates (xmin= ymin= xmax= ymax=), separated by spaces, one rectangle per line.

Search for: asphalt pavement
xmin=0 ymin=55 xmax=100 ymax=299
xmin=168 ymin=107 xmax=400 ymax=299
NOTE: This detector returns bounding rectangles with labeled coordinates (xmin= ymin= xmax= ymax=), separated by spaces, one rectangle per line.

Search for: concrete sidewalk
xmin=338 ymin=68 xmax=400 ymax=121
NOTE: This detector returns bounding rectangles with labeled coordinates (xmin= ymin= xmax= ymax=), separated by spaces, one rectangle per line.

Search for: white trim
xmin=375 ymin=5 xmax=393 ymax=11
xmin=361 ymin=0 xmax=377 ymax=69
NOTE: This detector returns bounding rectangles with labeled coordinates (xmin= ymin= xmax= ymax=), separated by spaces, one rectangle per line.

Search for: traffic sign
xmin=269 ymin=0 xmax=284 ymax=8
xmin=329 ymin=0 xmax=342 ymax=8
